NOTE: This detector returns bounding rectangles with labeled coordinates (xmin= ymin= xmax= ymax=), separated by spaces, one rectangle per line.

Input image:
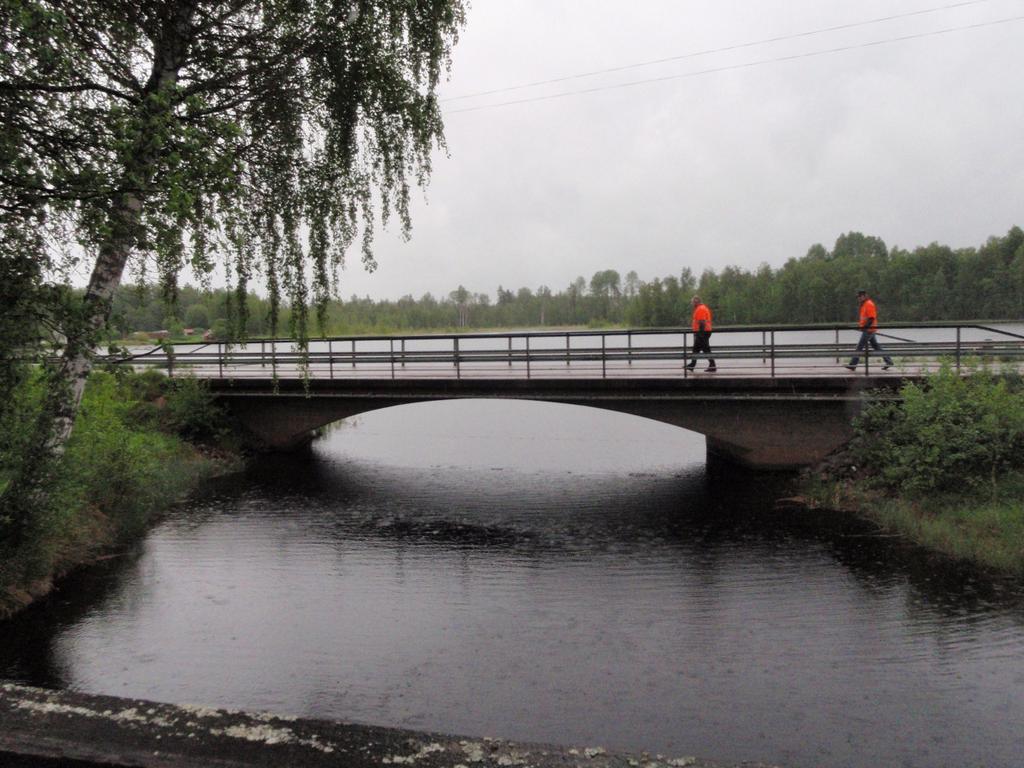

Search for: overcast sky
xmin=230 ymin=1 xmax=1024 ymax=300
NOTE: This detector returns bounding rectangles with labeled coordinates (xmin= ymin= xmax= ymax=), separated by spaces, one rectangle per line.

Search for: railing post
xmin=770 ymin=331 xmax=775 ymax=378
xmin=261 ymin=339 xmax=266 ymax=368
xmin=455 ymin=337 xmax=460 ymax=379
xmin=166 ymin=344 xmax=174 ymax=379
xmin=218 ymin=342 xmax=223 ymax=378
xmin=508 ymin=335 xmax=513 ymax=367
xmin=351 ymin=339 xmax=356 ymax=369
xmin=401 ymin=339 xmax=406 ymax=368
xmin=834 ymin=328 xmax=839 ymax=364
xmin=329 ymin=340 xmax=334 ymax=379
xmin=526 ymin=336 xmax=531 ymax=379
xmin=683 ymin=331 xmax=689 ymax=378
xmin=627 ymin=330 xmax=632 ymax=365
xmin=956 ymin=326 xmax=961 ymax=373
xmin=762 ymin=330 xmax=767 ymax=364
xmin=390 ymin=339 xmax=395 ymax=379
xmin=565 ymin=333 xmax=570 ymax=366
xmin=602 ymin=334 xmax=606 ymax=379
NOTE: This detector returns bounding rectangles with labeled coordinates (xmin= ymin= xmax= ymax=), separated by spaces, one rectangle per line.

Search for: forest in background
xmin=111 ymin=226 xmax=1024 ymax=340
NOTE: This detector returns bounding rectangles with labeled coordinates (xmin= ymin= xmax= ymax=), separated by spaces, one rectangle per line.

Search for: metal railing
xmin=110 ymin=322 xmax=1024 ymax=381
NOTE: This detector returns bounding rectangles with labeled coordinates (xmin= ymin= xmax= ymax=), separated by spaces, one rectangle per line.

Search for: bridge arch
xmin=213 ymin=378 xmax=872 ymax=469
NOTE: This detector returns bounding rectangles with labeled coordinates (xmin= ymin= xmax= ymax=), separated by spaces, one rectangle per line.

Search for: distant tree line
xmin=111 ymin=284 xmax=276 ymax=341
xmin=112 ymin=227 xmax=1023 ymax=339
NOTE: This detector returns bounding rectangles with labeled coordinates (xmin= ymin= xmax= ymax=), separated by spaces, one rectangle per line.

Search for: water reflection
xmin=2 ymin=400 xmax=1023 ymax=768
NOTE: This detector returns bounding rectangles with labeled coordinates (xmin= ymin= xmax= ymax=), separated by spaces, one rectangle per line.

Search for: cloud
xmin=338 ymin=0 xmax=1024 ymax=300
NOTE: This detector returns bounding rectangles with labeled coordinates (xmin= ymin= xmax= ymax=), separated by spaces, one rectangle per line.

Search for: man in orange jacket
xmin=686 ymin=295 xmax=716 ymax=372
xmin=845 ymin=290 xmax=893 ymax=371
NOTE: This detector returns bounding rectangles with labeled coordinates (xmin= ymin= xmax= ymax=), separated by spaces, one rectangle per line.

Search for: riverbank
xmin=797 ymin=470 xmax=1024 ymax=576
xmin=0 ymin=371 xmax=242 ymax=620
xmin=797 ymin=365 xmax=1024 ymax=576
xmin=0 ymin=683 xmax=773 ymax=768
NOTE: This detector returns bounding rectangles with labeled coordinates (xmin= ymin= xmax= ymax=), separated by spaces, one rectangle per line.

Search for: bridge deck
xmin=117 ymin=322 xmax=1024 ymax=383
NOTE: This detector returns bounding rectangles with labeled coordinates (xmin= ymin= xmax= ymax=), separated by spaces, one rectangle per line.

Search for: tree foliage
xmin=2 ymin=0 xmax=466 ymax=340
xmin=0 ymin=0 xmax=466 ymax=544
xmin=624 ymin=227 xmax=1024 ymax=327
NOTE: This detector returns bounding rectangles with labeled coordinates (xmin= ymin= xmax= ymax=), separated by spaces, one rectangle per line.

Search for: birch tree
xmin=0 ymin=0 xmax=465 ymax=537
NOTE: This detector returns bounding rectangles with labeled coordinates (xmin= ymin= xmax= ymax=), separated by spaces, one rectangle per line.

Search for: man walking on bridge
xmin=686 ymin=295 xmax=716 ymax=372
xmin=845 ymin=290 xmax=893 ymax=371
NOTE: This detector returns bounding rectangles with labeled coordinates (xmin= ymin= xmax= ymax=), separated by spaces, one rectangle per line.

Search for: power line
xmin=446 ymin=15 xmax=1024 ymax=115
xmin=442 ymin=0 xmax=1003 ymax=103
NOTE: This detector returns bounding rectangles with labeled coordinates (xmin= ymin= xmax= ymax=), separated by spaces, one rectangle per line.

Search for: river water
xmin=3 ymin=400 xmax=1024 ymax=767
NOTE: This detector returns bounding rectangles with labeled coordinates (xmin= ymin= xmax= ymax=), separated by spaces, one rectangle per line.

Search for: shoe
xmin=705 ymin=366 xmax=717 ymax=372
xmin=685 ymin=364 xmax=695 ymax=371
xmin=881 ymin=364 xmax=892 ymax=371
xmin=843 ymin=365 xmax=857 ymax=371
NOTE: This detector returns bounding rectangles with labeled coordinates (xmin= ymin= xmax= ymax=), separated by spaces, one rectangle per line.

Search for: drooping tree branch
xmin=0 ymin=0 xmax=466 ymax=541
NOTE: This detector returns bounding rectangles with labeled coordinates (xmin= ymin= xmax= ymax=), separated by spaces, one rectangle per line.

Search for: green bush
xmin=852 ymin=363 xmax=1024 ymax=495
xmin=107 ymin=371 xmax=227 ymax=443
xmin=0 ymin=369 xmax=235 ymax=614
xmin=48 ymin=373 xmax=193 ymax=544
xmin=0 ymin=371 xmax=207 ymax=588
xmin=162 ymin=376 xmax=226 ymax=442
xmin=123 ymin=368 xmax=168 ymax=402
xmin=0 ymin=371 xmax=43 ymax=468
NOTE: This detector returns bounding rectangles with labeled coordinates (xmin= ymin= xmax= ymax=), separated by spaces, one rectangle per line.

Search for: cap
xmin=856 ymin=289 xmax=867 ymax=296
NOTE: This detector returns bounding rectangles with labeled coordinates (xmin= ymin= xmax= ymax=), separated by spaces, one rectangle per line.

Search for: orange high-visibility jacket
xmin=859 ymin=299 xmax=878 ymax=332
xmin=692 ymin=304 xmax=712 ymax=332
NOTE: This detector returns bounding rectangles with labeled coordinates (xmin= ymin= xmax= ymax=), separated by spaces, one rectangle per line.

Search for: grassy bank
xmin=0 ymin=370 xmax=240 ymax=618
xmin=802 ymin=364 xmax=1024 ymax=576
xmin=802 ymin=474 xmax=1024 ymax=576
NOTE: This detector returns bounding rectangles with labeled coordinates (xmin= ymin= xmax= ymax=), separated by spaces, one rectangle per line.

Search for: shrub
xmin=0 ymin=371 xmax=43 ymax=467
xmin=162 ymin=376 xmax=226 ymax=442
xmin=851 ymin=363 xmax=1024 ymax=496
xmin=123 ymin=368 xmax=168 ymax=402
xmin=1 ymin=370 xmax=226 ymax=608
xmin=49 ymin=374 xmax=190 ymax=543
xmin=1 ymin=372 xmax=201 ymax=580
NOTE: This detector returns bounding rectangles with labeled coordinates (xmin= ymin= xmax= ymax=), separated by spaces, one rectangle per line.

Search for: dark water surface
xmin=3 ymin=400 xmax=1024 ymax=768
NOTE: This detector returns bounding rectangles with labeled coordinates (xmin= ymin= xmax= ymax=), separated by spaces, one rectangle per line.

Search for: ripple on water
xmin=2 ymin=403 xmax=1024 ymax=768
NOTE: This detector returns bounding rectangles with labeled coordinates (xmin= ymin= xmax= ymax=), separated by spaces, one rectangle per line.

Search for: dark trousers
xmin=849 ymin=331 xmax=893 ymax=366
xmin=687 ymin=331 xmax=715 ymax=368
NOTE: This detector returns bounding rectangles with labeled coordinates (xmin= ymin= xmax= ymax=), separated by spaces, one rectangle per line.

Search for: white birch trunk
xmin=43 ymin=1 xmax=195 ymax=456
xmin=44 ymin=193 xmax=144 ymax=458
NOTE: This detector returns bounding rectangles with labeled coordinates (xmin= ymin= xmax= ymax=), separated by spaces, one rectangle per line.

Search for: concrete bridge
xmin=211 ymin=375 xmax=898 ymax=469
xmin=129 ymin=323 xmax=1023 ymax=469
